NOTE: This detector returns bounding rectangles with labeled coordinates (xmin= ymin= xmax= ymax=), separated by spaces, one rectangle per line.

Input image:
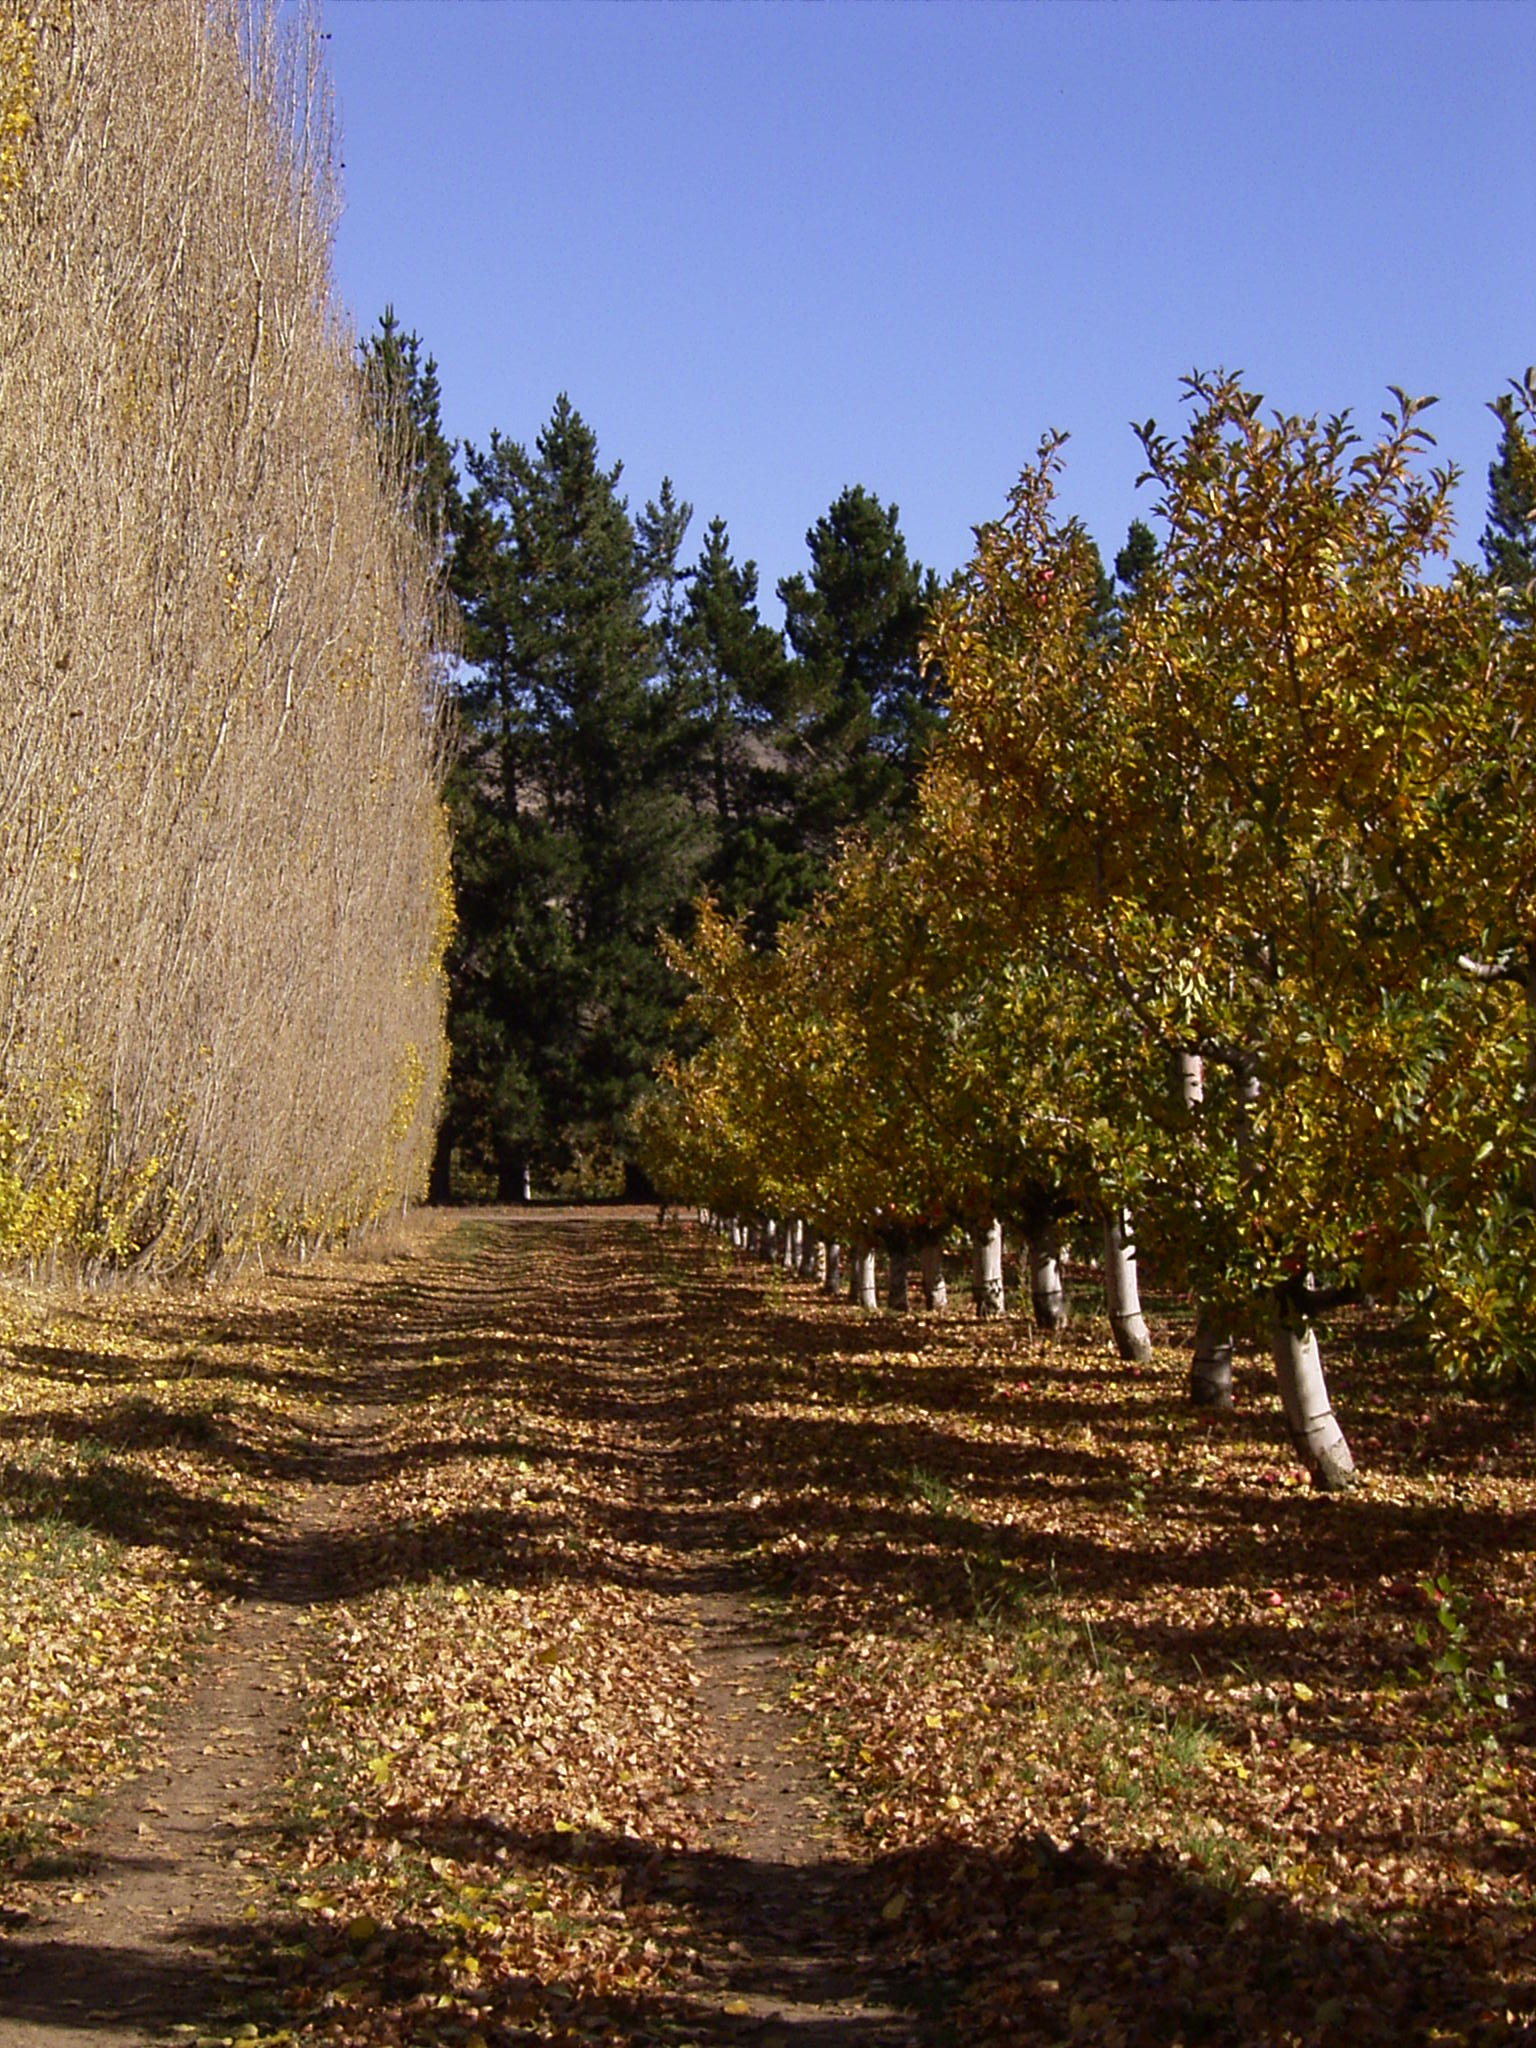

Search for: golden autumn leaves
xmin=647 ymin=373 xmax=1536 ymax=1385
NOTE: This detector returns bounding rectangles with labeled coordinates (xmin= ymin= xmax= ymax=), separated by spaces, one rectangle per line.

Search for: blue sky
xmin=319 ymin=1 xmax=1534 ymax=618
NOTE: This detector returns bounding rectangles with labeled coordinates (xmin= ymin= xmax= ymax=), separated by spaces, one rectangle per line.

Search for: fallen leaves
xmin=1 ymin=1214 xmax=1534 ymax=2045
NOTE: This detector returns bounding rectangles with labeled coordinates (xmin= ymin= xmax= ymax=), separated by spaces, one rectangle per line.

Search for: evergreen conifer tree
xmin=1483 ymin=373 xmax=1536 ymax=626
xmin=1114 ymin=517 xmax=1158 ymax=595
xmin=677 ymin=517 xmax=807 ymax=936
xmin=777 ymin=485 xmax=940 ymax=875
xmin=358 ymin=308 xmax=461 ymax=553
xmin=442 ymin=398 xmax=705 ymax=1195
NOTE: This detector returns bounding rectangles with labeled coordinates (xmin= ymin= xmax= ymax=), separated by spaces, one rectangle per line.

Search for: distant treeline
xmin=395 ymin=355 xmax=952 ymax=1200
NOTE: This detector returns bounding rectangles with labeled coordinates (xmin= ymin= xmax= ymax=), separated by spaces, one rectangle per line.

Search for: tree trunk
xmin=823 ymin=1241 xmax=842 ymax=1296
xmin=1101 ymin=1210 xmax=1152 ymax=1362
xmin=1177 ymin=1047 xmax=1234 ymax=1408
xmin=782 ymin=1216 xmax=801 ymax=1272
xmin=1175 ymin=1046 xmax=1204 ymax=1109
xmin=919 ymin=1240 xmax=948 ymax=1311
xmin=1189 ymin=1304 xmax=1233 ymax=1408
xmin=1270 ymin=1290 xmax=1356 ymax=1491
xmin=971 ymin=1220 xmax=1005 ymax=1320
xmin=799 ymin=1229 xmax=821 ymax=1282
xmin=887 ymin=1248 xmax=910 ymax=1313
xmin=495 ymin=1143 xmax=530 ymax=1204
xmin=850 ymin=1244 xmax=878 ymax=1309
xmin=760 ymin=1217 xmax=777 ymax=1264
xmin=1028 ymin=1220 xmax=1071 ymax=1330
xmin=427 ymin=1125 xmax=453 ymax=1206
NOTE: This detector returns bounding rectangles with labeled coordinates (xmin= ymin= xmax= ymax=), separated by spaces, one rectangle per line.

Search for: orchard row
xmin=639 ymin=372 xmax=1536 ymax=1488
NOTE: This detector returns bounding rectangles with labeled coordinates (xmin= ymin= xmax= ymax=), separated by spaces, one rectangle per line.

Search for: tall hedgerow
xmin=0 ymin=1 xmax=450 ymax=1270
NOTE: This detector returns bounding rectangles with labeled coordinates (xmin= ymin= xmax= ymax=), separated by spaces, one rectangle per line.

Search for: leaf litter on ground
xmin=0 ymin=1212 xmax=1531 ymax=2045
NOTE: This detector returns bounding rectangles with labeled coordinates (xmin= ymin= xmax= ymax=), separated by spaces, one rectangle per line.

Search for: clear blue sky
xmin=319 ymin=0 xmax=1534 ymax=618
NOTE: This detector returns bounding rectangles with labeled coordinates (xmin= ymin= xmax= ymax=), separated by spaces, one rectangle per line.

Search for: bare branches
xmin=0 ymin=1 xmax=449 ymax=1272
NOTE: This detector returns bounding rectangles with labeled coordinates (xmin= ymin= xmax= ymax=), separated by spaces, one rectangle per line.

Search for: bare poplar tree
xmin=0 ymin=2 xmax=450 ymax=1271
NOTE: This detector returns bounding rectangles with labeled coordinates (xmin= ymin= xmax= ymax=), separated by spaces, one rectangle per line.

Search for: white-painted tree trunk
xmin=761 ymin=1217 xmax=777 ymax=1264
xmin=887 ymin=1248 xmax=910 ymax=1312
xmin=823 ymin=1242 xmax=842 ymax=1295
xmin=920 ymin=1241 xmax=948 ymax=1311
xmin=1101 ymin=1210 xmax=1153 ymax=1363
xmin=1269 ymin=1292 xmax=1356 ymax=1491
xmin=782 ymin=1216 xmax=801 ymax=1272
xmin=971 ymin=1220 xmax=1005 ymax=1320
xmin=850 ymin=1244 xmax=878 ymax=1310
xmin=1176 ymin=1047 xmax=1204 ymax=1108
xmin=1028 ymin=1220 xmax=1071 ymax=1330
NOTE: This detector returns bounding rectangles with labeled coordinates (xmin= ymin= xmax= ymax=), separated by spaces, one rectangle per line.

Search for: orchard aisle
xmin=0 ymin=1213 xmax=930 ymax=2048
xmin=3 ymin=1210 xmax=1530 ymax=2047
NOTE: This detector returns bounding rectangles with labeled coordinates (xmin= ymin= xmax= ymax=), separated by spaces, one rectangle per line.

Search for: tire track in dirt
xmin=0 ymin=1413 xmax=381 ymax=2046
xmin=675 ymin=1585 xmax=921 ymax=2044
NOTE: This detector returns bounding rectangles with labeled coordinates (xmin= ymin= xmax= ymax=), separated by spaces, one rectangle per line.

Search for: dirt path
xmin=0 ymin=1407 xmax=387 ymax=2045
xmin=0 ymin=1216 xmax=929 ymax=2047
xmin=679 ymin=1588 xmax=918 ymax=2042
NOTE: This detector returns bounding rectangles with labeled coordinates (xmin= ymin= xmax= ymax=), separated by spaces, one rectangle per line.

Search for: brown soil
xmin=678 ymin=1587 xmax=918 ymax=2042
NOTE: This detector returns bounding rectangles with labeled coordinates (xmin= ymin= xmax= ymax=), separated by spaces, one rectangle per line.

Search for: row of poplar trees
xmin=640 ymin=372 xmax=1536 ymax=1491
xmin=394 ymin=356 xmax=945 ymax=1201
xmin=0 ymin=3 xmax=449 ymax=1273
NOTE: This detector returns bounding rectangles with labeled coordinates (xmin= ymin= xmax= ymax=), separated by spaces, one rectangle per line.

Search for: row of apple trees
xmin=636 ymin=371 xmax=1536 ymax=1491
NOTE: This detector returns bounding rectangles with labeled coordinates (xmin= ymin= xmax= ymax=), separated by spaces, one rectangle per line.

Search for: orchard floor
xmin=0 ymin=1210 xmax=1532 ymax=2047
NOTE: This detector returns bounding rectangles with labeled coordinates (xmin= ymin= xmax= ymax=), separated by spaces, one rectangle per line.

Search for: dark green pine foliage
xmin=777 ymin=486 xmax=940 ymax=879
xmin=1114 ymin=518 xmax=1158 ymax=596
xmin=638 ymin=476 xmax=694 ymax=698
xmin=357 ymin=308 xmax=461 ymax=551
xmin=1483 ymin=374 xmax=1536 ymax=627
xmin=443 ymin=397 xmax=705 ymax=1196
xmin=1078 ymin=517 xmax=1157 ymax=649
xmin=676 ymin=518 xmax=806 ymax=938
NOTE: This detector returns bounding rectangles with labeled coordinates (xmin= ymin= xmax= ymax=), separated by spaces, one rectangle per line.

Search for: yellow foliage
xmin=0 ymin=3 xmax=68 ymax=205
xmin=0 ymin=15 xmax=39 ymax=204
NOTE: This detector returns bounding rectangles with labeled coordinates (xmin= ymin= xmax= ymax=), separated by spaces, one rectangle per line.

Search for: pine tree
xmin=638 ymin=476 xmax=693 ymax=696
xmin=1114 ymin=518 xmax=1158 ymax=595
xmin=358 ymin=307 xmax=460 ymax=554
xmin=1483 ymin=373 xmax=1536 ymax=625
xmin=675 ymin=517 xmax=809 ymax=937
xmin=441 ymin=398 xmax=705 ymax=1196
xmin=778 ymin=486 xmax=940 ymax=870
